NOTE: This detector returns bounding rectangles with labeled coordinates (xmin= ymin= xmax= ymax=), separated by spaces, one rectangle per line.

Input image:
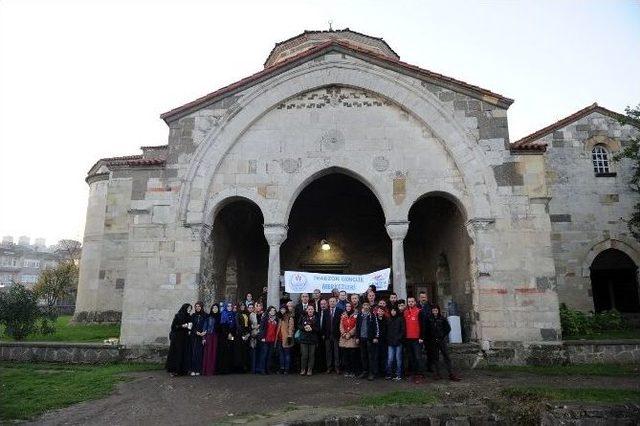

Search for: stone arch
xmin=281 ymin=165 xmax=390 ymax=225
xmin=201 ymin=196 xmax=268 ymax=305
xmin=405 ymin=190 xmax=474 ymax=340
xmin=581 ymin=238 xmax=640 ymax=277
xmin=204 ymin=187 xmax=273 ymax=227
xmin=404 ymin=190 xmax=470 ymax=223
xmin=178 ymin=56 xmax=499 ymax=227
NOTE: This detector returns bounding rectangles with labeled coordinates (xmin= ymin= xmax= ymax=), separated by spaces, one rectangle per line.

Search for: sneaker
xmin=385 ymin=376 xmax=392 ymax=380
xmin=449 ymin=374 xmax=461 ymax=382
xmin=367 ymin=374 xmax=374 ymax=381
xmin=190 ymin=372 xmax=196 ymax=376
xmin=357 ymin=372 xmax=367 ymax=379
xmin=393 ymin=376 xmax=402 ymax=381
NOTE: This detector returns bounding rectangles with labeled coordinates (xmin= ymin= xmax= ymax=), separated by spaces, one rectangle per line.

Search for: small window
xmin=591 ymin=145 xmax=614 ymax=176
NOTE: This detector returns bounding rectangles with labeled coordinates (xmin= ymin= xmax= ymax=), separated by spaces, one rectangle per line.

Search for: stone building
xmin=0 ymin=237 xmax=62 ymax=289
xmin=74 ymin=29 xmax=639 ymax=348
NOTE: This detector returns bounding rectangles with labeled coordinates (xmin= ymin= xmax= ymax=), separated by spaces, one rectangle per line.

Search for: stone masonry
xmin=74 ymin=29 xmax=638 ymax=350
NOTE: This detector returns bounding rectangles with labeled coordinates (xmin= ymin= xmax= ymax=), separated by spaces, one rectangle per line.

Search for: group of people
xmin=165 ymin=286 xmax=460 ymax=383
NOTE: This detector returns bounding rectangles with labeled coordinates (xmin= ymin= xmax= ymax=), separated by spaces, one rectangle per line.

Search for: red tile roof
xmin=160 ymin=40 xmax=514 ymax=123
xmin=87 ymin=154 xmax=165 ymax=177
xmin=510 ymin=103 xmax=626 ymax=152
xmin=140 ymin=144 xmax=169 ymax=150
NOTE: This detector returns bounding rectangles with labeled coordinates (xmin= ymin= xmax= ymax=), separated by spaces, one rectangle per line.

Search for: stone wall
xmin=2 ymin=340 xmax=636 ymax=366
xmin=564 ymin=340 xmax=640 ymax=364
xmin=75 ymin=51 xmax=560 ymax=346
xmin=541 ymin=111 xmax=640 ymax=312
xmin=0 ymin=341 xmax=121 ymax=363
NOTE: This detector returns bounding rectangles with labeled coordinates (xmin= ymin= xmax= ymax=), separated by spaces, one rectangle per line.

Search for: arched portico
xmin=178 ymin=55 xmax=499 ymax=229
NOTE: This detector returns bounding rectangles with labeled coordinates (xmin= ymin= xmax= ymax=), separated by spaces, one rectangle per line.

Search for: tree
xmin=53 ymin=239 xmax=82 ymax=264
xmin=33 ymin=261 xmax=79 ymax=308
xmin=613 ymin=104 xmax=640 ymax=241
xmin=0 ymin=283 xmax=54 ymax=340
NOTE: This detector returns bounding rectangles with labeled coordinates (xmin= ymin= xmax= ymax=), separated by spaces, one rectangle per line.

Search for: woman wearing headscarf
xmin=233 ymin=303 xmax=251 ymax=373
xmin=202 ymin=303 xmax=220 ymax=376
xmin=190 ymin=301 xmax=207 ymax=376
xmin=166 ymin=303 xmax=192 ymax=376
xmin=217 ymin=302 xmax=237 ymax=374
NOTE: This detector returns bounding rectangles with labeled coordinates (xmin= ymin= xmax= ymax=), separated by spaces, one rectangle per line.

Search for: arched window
xmin=591 ymin=145 xmax=611 ymax=175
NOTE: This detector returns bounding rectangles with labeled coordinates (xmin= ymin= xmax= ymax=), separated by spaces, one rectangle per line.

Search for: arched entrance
xmin=405 ymin=194 xmax=472 ymax=339
xmin=282 ymin=173 xmax=390 ymax=285
xmin=202 ymin=199 xmax=268 ymax=305
xmin=590 ymin=249 xmax=640 ymax=313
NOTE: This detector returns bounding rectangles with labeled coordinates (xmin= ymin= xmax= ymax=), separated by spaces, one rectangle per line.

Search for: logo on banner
xmin=291 ymin=273 xmax=307 ymax=292
xmin=371 ymin=272 xmax=387 ymax=289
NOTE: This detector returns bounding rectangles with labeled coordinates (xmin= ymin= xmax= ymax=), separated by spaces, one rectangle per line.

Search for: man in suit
xmin=323 ymin=296 xmax=343 ymax=373
xmin=315 ymin=298 xmax=329 ymax=372
xmin=311 ymin=288 xmax=322 ymax=312
xmin=294 ymin=293 xmax=311 ymax=323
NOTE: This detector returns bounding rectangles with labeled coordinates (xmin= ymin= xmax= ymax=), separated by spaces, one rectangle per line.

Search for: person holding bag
xmin=298 ymin=304 xmax=319 ymax=376
xmin=276 ymin=305 xmax=294 ymax=374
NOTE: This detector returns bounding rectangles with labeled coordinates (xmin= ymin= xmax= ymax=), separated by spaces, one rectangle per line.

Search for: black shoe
xmin=367 ymin=374 xmax=374 ymax=381
xmin=357 ymin=372 xmax=367 ymax=379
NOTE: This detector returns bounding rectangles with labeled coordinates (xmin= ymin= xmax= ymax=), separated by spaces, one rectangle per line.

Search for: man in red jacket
xmin=403 ymin=296 xmax=424 ymax=383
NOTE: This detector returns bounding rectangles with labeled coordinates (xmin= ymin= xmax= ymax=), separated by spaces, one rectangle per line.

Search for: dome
xmin=264 ymin=28 xmax=399 ymax=68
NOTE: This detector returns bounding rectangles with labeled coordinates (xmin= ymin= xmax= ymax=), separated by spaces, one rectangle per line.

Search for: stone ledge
xmin=0 ymin=341 xmax=119 ymax=349
xmin=563 ymin=339 xmax=640 ymax=346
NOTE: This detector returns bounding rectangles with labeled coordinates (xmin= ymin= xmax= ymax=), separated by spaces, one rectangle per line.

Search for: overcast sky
xmin=0 ymin=0 xmax=639 ymax=246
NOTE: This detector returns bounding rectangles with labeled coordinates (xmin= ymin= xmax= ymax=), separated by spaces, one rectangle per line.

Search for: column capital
xmin=385 ymin=221 xmax=410 ymax=240
xmin=263 ymin=223 xmax=288 ymax=246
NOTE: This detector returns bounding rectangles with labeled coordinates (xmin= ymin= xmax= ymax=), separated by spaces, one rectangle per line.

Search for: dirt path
xmin=31 ymin=370 xmax=640 ymax=425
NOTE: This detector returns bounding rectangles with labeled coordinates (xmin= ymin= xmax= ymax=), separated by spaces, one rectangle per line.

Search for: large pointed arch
xmin=178 ymin=55 xmax=499 ymax=226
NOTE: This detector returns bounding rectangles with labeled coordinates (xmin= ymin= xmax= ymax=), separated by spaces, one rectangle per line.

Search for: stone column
xmin=263 ymin=224 xmax=288 ymax=308
xmin=386 ymin=221 xmax=410 ymax=300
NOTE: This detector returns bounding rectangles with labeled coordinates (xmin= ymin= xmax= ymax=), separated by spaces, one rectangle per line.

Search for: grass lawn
xmin=502 ymin=386 xmax=640 ymax=404
xmin=359 ymin=390 xmax=439 ymax=407
xmin=0 ymin=315 xmax=120 ymax=342
xmin=0 ymin=362 xmax=162 ymax=421
xmin=564 ymin=329 xmax=640 ymax=340
xmin=484 ymin=363 xmax=640 ymax=377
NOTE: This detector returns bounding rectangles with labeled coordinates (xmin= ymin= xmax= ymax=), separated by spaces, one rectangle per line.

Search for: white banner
xmin=284 ymin=268 xmax=390 ymax=294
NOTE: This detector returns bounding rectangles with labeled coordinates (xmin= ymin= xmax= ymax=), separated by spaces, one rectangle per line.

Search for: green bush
xmin=0 ymin=284 xmax=55 ymax=340
xmin=591 ymin=309 xmax=625 ymax=331
xmin=559 ymin=303 xmax=627 ymax=337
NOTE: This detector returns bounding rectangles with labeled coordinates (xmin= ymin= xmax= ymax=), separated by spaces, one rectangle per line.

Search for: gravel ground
xmin=31 ymin=369 xmax=640 ymax=425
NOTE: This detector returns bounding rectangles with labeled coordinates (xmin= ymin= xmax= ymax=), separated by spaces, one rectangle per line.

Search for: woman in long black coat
xmin=189 ymin=301 xmax=207 ymax=375
xmin=217 ymin=302 xmax=237 ymax=374
xmin=166 ymin=303 xmax=192 ymax=376
xmin=233 ymin=305 xmax=251 ymax=373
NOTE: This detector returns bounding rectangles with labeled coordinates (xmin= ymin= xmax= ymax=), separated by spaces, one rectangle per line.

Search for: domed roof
xmin=264 ymin=28 xmax=399 ymax=68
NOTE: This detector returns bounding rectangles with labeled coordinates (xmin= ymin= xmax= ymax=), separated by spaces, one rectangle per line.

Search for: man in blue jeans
xmin=385 ymin=306 xmax=405 ymax=380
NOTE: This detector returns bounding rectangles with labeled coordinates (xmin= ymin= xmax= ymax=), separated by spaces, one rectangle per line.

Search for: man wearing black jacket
xmin=422 ymin=305 xmax=460 ymax=381
xmin=418 ymin=291 xmax=435 ymax=372
xmin=355 ymin=302 xmax=380 ymax=380
xmin=323 ymin=297 xmax=343 ymax=373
